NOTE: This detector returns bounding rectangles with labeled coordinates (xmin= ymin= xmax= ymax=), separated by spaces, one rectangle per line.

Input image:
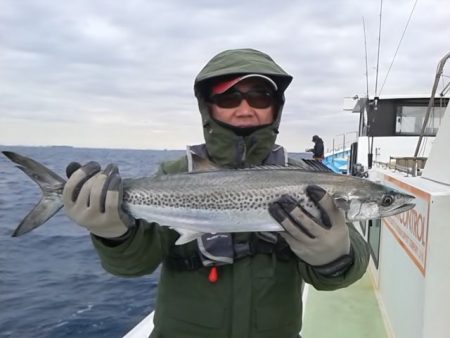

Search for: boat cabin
xmin=349 ymin=95 xmax=448 ymax=176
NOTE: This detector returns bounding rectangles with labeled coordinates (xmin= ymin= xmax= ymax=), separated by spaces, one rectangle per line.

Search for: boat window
xmin=395 ymin=105 xmax=446 ymax=136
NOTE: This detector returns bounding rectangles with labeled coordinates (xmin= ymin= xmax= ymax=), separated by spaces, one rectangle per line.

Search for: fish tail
xmin=2 ymin=151 xmax=66 ymax=237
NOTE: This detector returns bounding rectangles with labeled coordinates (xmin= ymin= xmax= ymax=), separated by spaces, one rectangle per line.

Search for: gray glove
xmin=268 ymin=185 xmax=351 ymax=270
xmin=62 ymin=161 xmax=133 ymax=238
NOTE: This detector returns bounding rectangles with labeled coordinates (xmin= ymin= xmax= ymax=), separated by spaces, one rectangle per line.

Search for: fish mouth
xmin=383 ymin=203 xmax=416 ymax=217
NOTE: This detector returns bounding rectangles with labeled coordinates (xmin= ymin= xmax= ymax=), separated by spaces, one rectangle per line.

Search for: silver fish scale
xmin=122 ymin=168 xmax=353 ymax=212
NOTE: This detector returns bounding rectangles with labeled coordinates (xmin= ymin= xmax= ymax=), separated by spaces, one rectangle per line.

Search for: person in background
xmin=308 ymin=134 xmax=325 ymax=160
xmin=62 ymin=48 xmax=369 ymax=338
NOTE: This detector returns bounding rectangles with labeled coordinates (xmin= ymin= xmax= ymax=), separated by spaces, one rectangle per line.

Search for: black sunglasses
xmin=209 ymin=89 xmax=274 ymax=109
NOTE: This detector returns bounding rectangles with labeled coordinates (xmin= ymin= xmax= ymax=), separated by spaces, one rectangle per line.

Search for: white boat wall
xmin=347 ymin=53 xmax=450 ymax=338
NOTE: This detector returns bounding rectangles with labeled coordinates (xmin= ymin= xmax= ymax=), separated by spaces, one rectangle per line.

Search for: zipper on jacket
xmin=235 ymin=138 xmax=246 ymax=168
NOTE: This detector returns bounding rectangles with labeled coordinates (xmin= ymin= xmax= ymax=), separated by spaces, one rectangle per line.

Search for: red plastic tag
xmin=208 ymin=266 xmax=218 ymax=283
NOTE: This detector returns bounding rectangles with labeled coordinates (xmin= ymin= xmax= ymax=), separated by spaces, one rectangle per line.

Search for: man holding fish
xmin=63 ymin=49 xmax=370 ymax=338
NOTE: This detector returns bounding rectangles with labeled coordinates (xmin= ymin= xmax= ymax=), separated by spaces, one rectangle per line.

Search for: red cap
xmin=211 ymin=74 xmax=278 ymax=95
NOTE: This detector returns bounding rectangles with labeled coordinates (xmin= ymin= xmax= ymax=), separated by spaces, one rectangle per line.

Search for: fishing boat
xmin=328 ymin=52 xmax=450 ymax=338
xmin=124 ymin=53 xmax=450 ymax=338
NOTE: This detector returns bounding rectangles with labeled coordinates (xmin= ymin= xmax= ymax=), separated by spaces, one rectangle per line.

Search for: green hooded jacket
xmin=91 ymin=48 xmax=370 ymax=338
xmin=194 ymin=48 xmax=292 ymax=168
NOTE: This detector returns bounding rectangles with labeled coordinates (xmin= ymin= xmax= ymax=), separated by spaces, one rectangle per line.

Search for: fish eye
xmin=381 ymin=194 xmax=394 ymax=207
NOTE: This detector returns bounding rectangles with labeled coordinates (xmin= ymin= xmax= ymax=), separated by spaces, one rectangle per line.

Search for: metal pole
xmin=343 ymin=134 xmax=346 ymax=157
xmin=332 ymin=139 xmax=335 ymax=158
xmin=414 ymin=52 xmax=450 ymax=158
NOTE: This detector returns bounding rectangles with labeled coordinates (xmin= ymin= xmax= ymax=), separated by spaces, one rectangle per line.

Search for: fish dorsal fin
xmin=289 ymin=158 xmax=334 ymax=172
xmin=246 ymin=163 xmax=333 ymax=173
xmin=187 ymin=164 xmax=339 ymax=176
xmin=250 ymin=160 xmax=333 ymax=173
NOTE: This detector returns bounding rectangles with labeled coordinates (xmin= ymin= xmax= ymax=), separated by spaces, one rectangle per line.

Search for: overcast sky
xmin=1 ymin=0 xmax=449 ymax=152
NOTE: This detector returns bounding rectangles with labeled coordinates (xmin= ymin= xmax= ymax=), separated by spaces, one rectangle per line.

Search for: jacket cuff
xmin=92 ymin=223 xmax=137 ymax=247
xmin=311 ymin=246 xmax=354 ymax=277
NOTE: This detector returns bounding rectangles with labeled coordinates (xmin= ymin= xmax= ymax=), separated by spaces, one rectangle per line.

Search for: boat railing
xmin=373 ymin=156 xmax=427 ymax=176
xmin=328 ymin=132 xmax=358 ymax=155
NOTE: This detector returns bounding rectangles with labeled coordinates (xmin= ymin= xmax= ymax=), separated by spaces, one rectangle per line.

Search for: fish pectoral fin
xmin=333 ymin=195 xmax=350 ymax=211
xmin=172 ymin=228 xmax=204 ymax=245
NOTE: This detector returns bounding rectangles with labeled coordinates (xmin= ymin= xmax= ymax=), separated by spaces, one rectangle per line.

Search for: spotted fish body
xmin=2 ymin=151 xmax=415 ymax=242
xmin=122 ymin=167 xmax=415 ymax=239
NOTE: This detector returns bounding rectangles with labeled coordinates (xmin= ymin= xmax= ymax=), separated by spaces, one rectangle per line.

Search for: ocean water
xmin=0 ymin=146 xmax=185 ymax=338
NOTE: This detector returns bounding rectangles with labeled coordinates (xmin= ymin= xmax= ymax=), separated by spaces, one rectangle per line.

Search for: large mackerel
xmin=2 ymin=151 xmax=415 ymax=244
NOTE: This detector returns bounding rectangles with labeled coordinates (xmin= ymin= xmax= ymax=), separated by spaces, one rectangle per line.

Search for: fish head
xmin=344 ymin=183 xmax=416 ymax=221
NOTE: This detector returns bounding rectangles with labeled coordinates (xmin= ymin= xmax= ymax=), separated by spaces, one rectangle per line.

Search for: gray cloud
xmin=1 ymin=0 xmax=449 ymax=150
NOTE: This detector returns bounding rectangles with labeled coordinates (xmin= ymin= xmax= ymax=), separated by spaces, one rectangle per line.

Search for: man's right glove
xmin=268 ymin=185 xmax=353 ymax=276
xmin=62 ymin=161 xmax=134 ymax=238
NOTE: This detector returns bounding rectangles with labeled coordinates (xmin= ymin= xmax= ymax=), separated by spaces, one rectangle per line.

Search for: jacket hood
xmin=193 ymin=48 xmax=293 ymax=168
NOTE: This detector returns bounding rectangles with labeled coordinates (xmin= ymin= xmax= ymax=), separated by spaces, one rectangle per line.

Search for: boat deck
xmin=302 ymin=271 xmax=389 ymax=338
xmin=125 ymin=270 xmax=390 ymax=338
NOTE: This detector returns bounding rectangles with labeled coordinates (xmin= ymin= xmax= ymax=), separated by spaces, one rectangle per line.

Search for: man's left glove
xmin=268 ymin=185 xmax=352 ymax=275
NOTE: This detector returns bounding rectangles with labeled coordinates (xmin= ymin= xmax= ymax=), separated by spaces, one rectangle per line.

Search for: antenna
xmin=379 ymin=0 xmax=419 ymax=96
xmin=374 ymin=0 xmax=383 ymax=98
xmin=362 ymin=17 xmax=370 ymax=98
